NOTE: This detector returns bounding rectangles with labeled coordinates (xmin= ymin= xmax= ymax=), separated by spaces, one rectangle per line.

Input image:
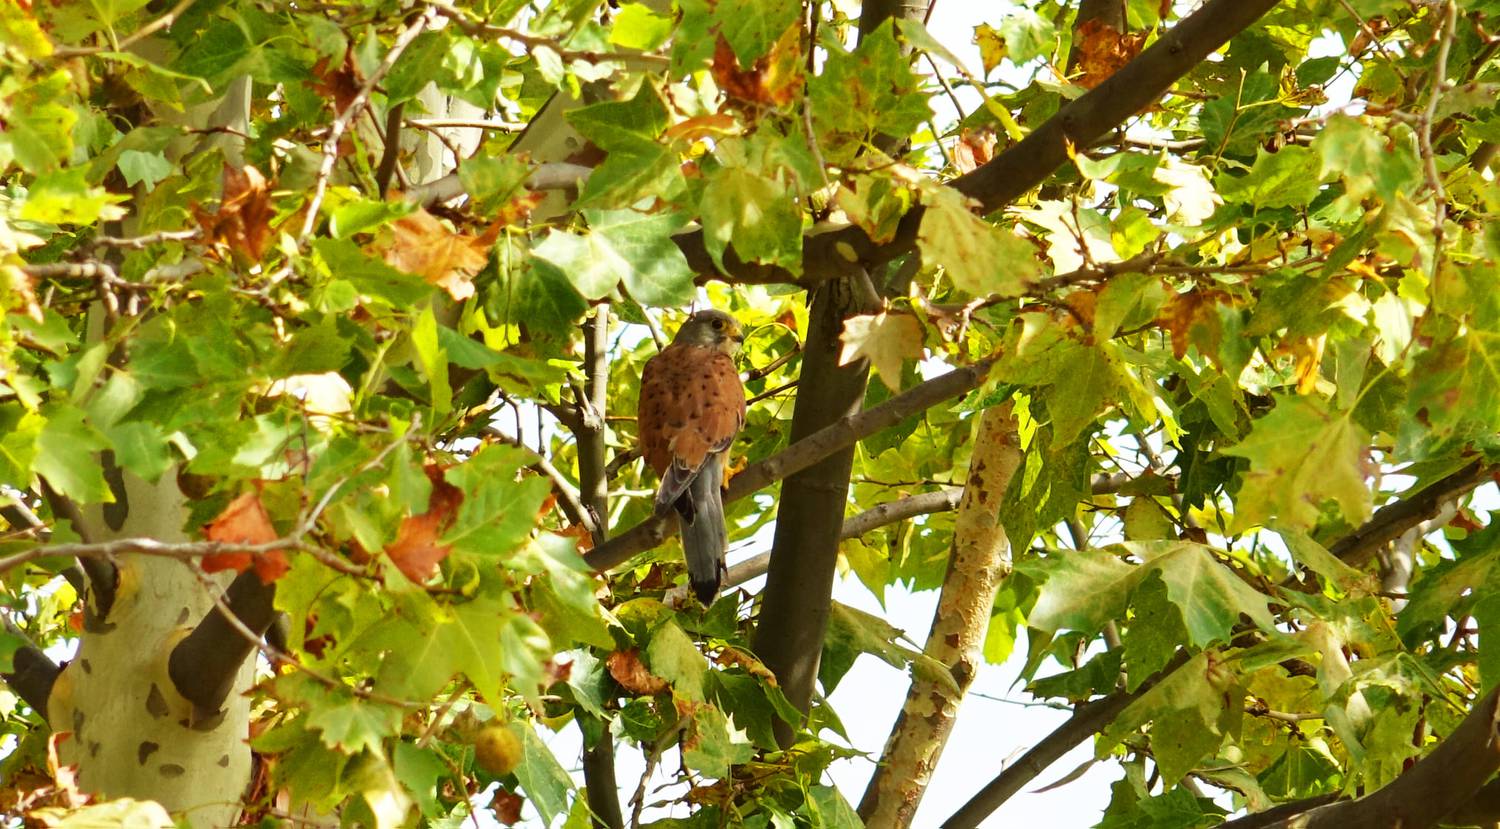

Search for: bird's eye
xmin=711 ymin=318 xmax=724 ymax=330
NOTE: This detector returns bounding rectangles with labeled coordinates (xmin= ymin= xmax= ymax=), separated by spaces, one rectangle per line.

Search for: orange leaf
xmin=202 ymin=492 xmax=280 ymax=578
xmin=1074 ymin=19 xmax=1145 ymax=89
xmin=606 ymin=649 xmax=668 ymax=696
xmin=195 ymin=164 xmax=274 ymax=262
xmin=384 ymin=469 xmax=463 ymax=583
xmin=952 ymin=128 xmax=997 ymax=174
xmin=711 ymin=25 xmax=804 ymax=108
xmin=382 ymin=209 xmax=489 ymax=301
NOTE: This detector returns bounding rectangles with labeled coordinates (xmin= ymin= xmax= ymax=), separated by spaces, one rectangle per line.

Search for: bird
xmin=637 ymin=309 xmax=747 ymax=605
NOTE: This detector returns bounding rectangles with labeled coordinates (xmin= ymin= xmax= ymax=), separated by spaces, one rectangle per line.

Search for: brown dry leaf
xmin=309 ymin=53 xmax=361 ymax=115
xmin=554 ymin=523 xmax=594 ymax=552
xmin=713 ymin=647 xmax=777 ymax=685
xmin=384 ymin=468 xmax=464 ymax=583
xmin=491 ymin=790 xmax=524 ymax=825
xmin=382 ymin=209 xmax=489 ymax=301
xmin=952 ymin=128 xmax=997 ymax=174
xmin=606 ymin=649 xmax=668 ymax=696
xmin=711 ymin=25 xmax=804 ymax=108
xmin=202 ymin=492 xmax=285 ymax=583
xmin=196 ymin=164 xmax=274 ymax=262
xmin=1155 ymin=290 xmax=1225 ymax=361
xmin=1063 ymin=289 xmax=1098 ymax=331
xmin=493 ymin=192 xmax=545 ymax=228
xmin=1074 ymin=19 xmax=1145 ymax=89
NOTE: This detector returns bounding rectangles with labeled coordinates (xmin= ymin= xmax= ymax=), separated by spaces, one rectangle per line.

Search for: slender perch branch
xmin=582 ymin=354 xmax=997 ymax=571
xmin=576 ymin=307 xmax=625 ymax=829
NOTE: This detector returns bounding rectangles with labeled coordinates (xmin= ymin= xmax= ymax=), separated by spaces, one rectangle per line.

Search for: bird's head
xmin=673 ymin=309 xmax=744 ymax=356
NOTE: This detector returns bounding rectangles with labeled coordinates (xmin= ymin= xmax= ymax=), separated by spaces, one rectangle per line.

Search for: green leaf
xmin=411 ymin=306 xmax=452 ymax=417
xmin=116 ymin=150 xmax=172 ymax=189
xmin=995 ymin=9 xmax=1056 ymax=64
xmin=806 ymin=785 xmax=864 ymax=829
xmin=19 ymin=167 xmax=126 ymax=226
xmin=918 ymin=188 xmax=1041 ymax=297
xmin=314 ymin=238 xmax=434 ymax=307
xmin=514 ymin=720 xmax=574 ymax=825
xmin=700 ymin=165 xmax=804 ymax=276
xmin=393 ymin=743 xmax=448 ymax=817
xmin=307 ymin=693 xmax=402 ymax=755
xmin=531 ymin=209 xmax=695 ymax=305
xmin=645 ymin=620 xmax=708 ymax=702
xmin=1122 ymin=574 xmax=1187 ymax=692
xmin=682 ymin=702 xmax=754 ymax=778
xmin=1134 ymin=541 xmax=1275 ymax=647
xmin=609 ymin=3 xmax=675 ymax=50
xmin=103 ymin=420 xmax=172 ymax=482
xmin=714 ymin=0 xmax=799 ymax=65
xmin=1222 ymin=396 xmax=1372 ymax=532
xmin=331 ymin=198 xmax=413 ymax=238
xmin=0 ymin=71 xmax=76 ymax=173
xmin=1020 ymin=548 xmax=1139 ymax=637
xmin=34 ymin=405 xmax=110 ymax=504
xmin=809 ymin=20 xmax=930 ymax=144
xmin=1099 ymin=652 xmax=1236 ymax=782
xmin=1313 ymin=115 xmax=1421 ymax=203
xmin=1215 ymin=147 xmax=1324 ymax=210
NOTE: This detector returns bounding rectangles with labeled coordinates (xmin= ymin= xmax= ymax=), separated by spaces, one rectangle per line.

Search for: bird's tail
xmin=679 ymin=453 xmax=727 ymax=605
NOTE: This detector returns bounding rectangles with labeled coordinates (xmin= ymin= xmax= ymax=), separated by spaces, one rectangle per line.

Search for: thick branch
xmin=673 ymin=0 xmax=1284 ymax=286
xmin=1327 ymin=461 xmax=1496 ymax=569
xmin=942 ymin=651 xmax=1192 ymax=829
xmin=168 ymin=570 xmax=278 ymax=717
xmin=1217 ymin=684 xmax=1500 ymax=829
xmin=860 ymin=404 xmax=1021 ymax=827
xmin=1 ymin=621 xmax=60 ymax=721
xmin=582 ymin=354 xmax=996 ymax=571
xmin=751 ymin=278 xmax=875 ymax=745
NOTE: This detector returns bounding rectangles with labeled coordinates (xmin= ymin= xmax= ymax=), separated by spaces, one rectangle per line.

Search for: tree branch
xmin=581 ymin=354 xmax=996 ymax=571
xmin=0 ymin=620 xmax=60 ymax=721
xmin=38 ymin=481 xmax=117 ymax=623
xmin=167 ymin=570 xmax=278 ymax=719
xmin=673 ymin=0 xmax=1285 ymax=287
xmin=1216 ymin=684 xmax=1500 ymax=829
xmin=1327 ymin=461 xmax=1496 ymax=570
xmin=941 ymin=651 xmax=1193 ymax=829
xmin=576 ymin=307 xmax=624 ymax=829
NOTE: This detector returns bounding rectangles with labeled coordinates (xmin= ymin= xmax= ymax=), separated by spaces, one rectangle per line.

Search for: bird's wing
xmin=638 ymin=344 xmax=745 ymax=510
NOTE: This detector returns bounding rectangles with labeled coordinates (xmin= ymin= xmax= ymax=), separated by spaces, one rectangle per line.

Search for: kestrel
xmin=637 ymin=310 xmax=746 ymax=604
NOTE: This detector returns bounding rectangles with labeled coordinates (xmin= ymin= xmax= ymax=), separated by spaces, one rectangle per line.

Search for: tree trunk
xmin=51 ymin=474 xmax=254 ymax=828
xmin=858 ymin=403 xmax=1020 ymax=827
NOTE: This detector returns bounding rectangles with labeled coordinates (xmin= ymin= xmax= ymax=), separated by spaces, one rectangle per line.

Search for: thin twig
xmin=52 ymin=0 xmax=198 ymax=57
xmin=428 ymin=0 xmax=669 ymax=67
xmin=1417 ymin=0 xmax=1456 ymax=281
xmin=297 ymin=6 xmax=439 ymax=243
xmin=89 ymin=228 xmax=201 ymax=249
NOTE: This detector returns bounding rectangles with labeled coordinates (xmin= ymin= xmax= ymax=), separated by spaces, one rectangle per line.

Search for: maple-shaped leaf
xmin=1073 ymin=18 xmax=1145 ymax=89
xmin=839 ymin=312 xmax=923 ymax=391
xmin=1223 ymin=395 xmax=1372 ymax=532
xmin=196 ymin=163 xmax=273 ymax=262
xmin=1155 ymin=289 xmax=1227 ymax=360
xmin=918 ymin=188 xmax=1041 ymax=298
xmin=202 ymin=491 xmax=286 ymax=583
xmin=711 ymin=23 xmax=804 ymax=107
xmin=384 ymin=468 xmax=464 ymax=583
xmin=606 ymin=648 xmax=668 ymax=696
xmin=382 ymin=209 xmax=489 ymax=301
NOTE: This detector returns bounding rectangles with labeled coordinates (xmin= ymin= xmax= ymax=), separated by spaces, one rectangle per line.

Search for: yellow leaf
xmin=839 ymin=312 xmax=923 ymax=391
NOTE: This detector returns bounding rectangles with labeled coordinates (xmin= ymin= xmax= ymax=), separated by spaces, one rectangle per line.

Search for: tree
xmin=2 ymin=0 xmax=1499 ymax=826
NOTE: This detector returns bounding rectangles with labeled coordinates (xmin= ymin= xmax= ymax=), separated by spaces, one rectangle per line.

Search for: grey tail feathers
xmin=678 ymin=452 xmax=727 ymax=605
